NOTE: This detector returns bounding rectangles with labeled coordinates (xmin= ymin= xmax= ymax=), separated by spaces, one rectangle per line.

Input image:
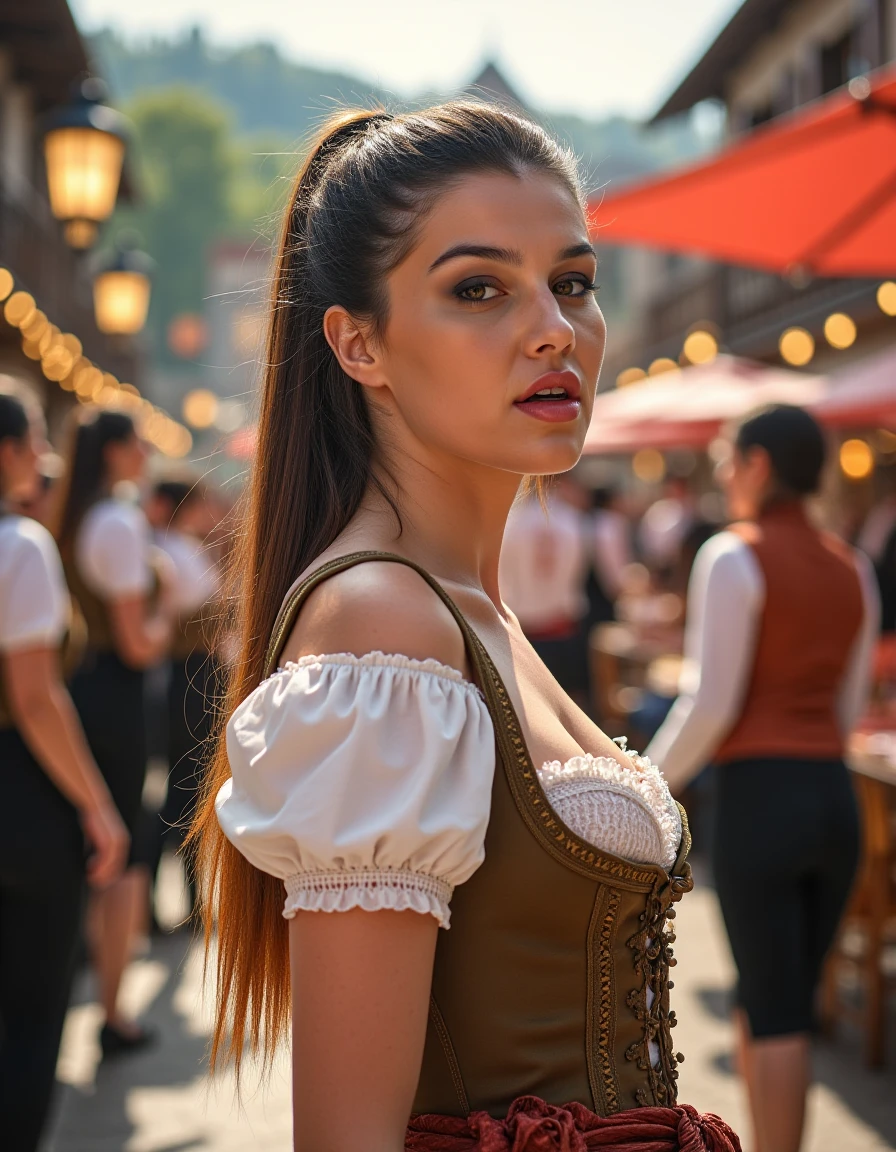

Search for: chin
xmin=512 ymin=439 xmax=584 ymax=477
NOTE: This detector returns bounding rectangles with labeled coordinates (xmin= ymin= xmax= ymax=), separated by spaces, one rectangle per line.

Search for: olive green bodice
xmin=267 ymin=551 xmax=693 ymax=1118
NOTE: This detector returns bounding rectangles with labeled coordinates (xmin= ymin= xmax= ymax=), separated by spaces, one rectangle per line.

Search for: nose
xmin=522 ymin=287 xmax=576 ymax=359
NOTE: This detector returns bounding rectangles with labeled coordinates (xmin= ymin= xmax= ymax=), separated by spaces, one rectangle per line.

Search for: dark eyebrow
xmin=560 ymin=242 xmax=597 ymax=261
xmin=428 ymin=240 xmax=597 ymax=273
xmin=428 ymin=244 xmax=523 ymax=272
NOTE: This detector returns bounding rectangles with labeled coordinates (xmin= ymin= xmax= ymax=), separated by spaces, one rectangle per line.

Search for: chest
xmin=446 ymin=584 xmax=623 ymax=771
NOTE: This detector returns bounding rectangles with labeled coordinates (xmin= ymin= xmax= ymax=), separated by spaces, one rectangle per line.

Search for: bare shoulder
xmin=282 ymin=560 xmax=469 ymax=675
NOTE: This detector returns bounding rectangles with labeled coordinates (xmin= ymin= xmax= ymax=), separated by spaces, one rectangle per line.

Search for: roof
xmin=651 ymin=0 xmax=793 ymax=122
xmin=464 ymin=62 xmax=530 ymax=113
xmin=0 ymin=0 xmax=90 ymax=113
xmin=1 ymin=0 xmax=135 ymax=201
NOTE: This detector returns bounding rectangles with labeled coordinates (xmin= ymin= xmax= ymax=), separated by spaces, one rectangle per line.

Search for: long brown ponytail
xmin=190 ymin=101 xmax=582 ymax=1075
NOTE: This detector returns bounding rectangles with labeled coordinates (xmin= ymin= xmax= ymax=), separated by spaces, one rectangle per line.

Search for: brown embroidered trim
xmin=586 ymin=887 xmax=622 ymax=1115
xmin=428 ymin=995 xmax=470 ymax=1116
xmin=624 ymin=868 xmax=693 ymax=1107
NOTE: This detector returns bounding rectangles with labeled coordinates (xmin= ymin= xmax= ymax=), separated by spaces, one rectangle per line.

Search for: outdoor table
xmin=588 ymin=621 xmax=683 ymax=727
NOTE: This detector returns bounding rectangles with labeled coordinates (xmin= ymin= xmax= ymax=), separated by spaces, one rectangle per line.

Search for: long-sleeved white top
xmin=646 ymin=530 xmax=880 ymax=793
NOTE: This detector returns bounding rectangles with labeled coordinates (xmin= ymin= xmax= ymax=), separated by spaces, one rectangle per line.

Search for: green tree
xmin=117 ymin=87 xmax=233 ymax=368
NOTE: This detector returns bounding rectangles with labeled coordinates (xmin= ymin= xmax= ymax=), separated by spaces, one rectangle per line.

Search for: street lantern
xmin=43 ymin=78 xmax=129 ymax=250
xmin=92 ymin=238 xmax=154 ymax=336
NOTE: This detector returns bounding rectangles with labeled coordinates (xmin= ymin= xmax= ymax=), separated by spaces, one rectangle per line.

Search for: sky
xmin=70 ymin=0 xmax=743 ymax=120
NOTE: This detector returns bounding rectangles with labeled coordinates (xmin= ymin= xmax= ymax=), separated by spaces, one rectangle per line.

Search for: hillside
xmin=87 ymin=27 xmax=711 ymax=369
xmin=89 ymin=26 xmax=708 ymax=185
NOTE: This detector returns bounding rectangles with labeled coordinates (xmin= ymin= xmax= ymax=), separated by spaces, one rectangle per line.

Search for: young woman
xmin=149 ymin=477 xmax=223 ymax=922
xmin=55 ymin=408 xmax=175 ymax=1055
xmin=648 ymin=405 xmax=878 ymax=1152
xmin=0 ymin=382 xmax=128 ymax=1151
xmin=193 ymin=104 xmax=740 ymax=1152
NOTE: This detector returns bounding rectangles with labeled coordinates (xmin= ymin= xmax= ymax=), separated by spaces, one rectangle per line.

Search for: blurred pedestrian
xmin=648 ymin=405 xmax=878 ymax=1152
xmin=148 ymin=477 xmax=223 ymax=924
xmin=500 ymin=476 xmax=591 ymax=709
xmin=638 ymin=477 xmax=697 ymax=577
xmin=586 ymin=485 xmax=632 ymax=625
xmin=0 ymin=382 xmax=128 ymax=1151
xmin=54 ymin=408 xmax=175 ymax=1057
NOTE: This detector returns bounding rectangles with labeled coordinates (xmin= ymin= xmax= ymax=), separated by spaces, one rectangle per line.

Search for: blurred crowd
xmin=3 ymin=377 xmax=896 ymax=1152
xmin=0 ymin=380 xmax=232 ymax=1150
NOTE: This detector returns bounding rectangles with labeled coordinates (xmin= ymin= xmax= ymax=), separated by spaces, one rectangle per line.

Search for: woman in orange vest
xmin=649 ymin=405 xmax=878 ymax=1152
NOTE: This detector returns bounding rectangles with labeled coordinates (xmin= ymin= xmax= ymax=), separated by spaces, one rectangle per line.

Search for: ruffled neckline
xmin=276 ymin=650 xmax=477 ymax=691
xmin=537 ymin=748 xmax=680 ymax=868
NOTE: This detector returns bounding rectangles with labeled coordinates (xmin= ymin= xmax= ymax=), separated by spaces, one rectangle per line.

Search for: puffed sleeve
xmin=216 ymin=652 xmax=496 ymax=928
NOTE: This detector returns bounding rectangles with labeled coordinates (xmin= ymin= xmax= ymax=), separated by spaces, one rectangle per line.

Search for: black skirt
xmin=70 ymin=650 xmax=147 ymax=866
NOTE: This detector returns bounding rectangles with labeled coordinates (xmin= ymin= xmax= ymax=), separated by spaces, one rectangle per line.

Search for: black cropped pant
xmin=0 ymin=729 xmax=85 ymax=1152
xmin=711 ymin=756 xmax=860 ymax=1038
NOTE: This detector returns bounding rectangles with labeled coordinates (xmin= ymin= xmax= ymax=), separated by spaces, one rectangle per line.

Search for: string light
xmin=4 ymin=291 xmax=36 ymax=328
xmin=682 ymin=329 xmax=718 ymax=365
xmin=648 ymin=357 xmax=679 ymax=377
xmin=877 ymin=282 xmax=896 ymax=317
xmin=632 ymin=448 xmax=666 ymax=483
xmin=824 ymin=312 xmax=857 ymax=350
xmin=779 ymin=327 xmax=815 ymax=367
xmin=840 ymin=439 xmax=874 ymax=480
xmin=10 ymin=288 xmax=191 ymax=458
xmin=616 ymin=367 xmax=647 ymax=389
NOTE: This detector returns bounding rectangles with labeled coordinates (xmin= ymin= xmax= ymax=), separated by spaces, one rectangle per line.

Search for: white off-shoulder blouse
xmin=216 ymin=652 xmax=681 ymax=929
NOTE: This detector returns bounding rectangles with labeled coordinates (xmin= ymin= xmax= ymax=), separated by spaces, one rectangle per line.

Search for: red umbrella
xmin=583 ymin=356 xmax=826 ymax=454
xmin=590 ymin=65 xmax=896 ymax=278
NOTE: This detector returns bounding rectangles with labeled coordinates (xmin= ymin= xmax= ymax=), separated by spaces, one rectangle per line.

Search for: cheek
xmin=385 ymin=307 xmax=513 ymax=427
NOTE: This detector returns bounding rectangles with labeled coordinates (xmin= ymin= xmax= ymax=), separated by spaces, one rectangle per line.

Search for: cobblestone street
xmin=43 ymin=860 xmax=896 ymax=1152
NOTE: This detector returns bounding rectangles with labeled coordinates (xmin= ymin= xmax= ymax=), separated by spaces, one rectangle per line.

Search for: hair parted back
xmin=54 ymin=407 xmax=137 ymax=561
xmin=735 ymin=403 xmax=828 ymax=499
xmin=188 ymin=100 xmax=583 ymax=1075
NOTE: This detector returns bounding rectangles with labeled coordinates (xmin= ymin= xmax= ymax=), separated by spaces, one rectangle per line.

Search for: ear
xmin=322 ymin=305 xmax=385 ymax=390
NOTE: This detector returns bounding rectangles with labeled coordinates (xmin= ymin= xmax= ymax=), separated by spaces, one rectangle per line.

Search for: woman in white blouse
xmin=191 ymin=105 xmax=739 ymax=1152
xmin=55 ymin=408 xmax=175 ymax=1057
xmin=0 ymin=381 xmax=127 ymax=1151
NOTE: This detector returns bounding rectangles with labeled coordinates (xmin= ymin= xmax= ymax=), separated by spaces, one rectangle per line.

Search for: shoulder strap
xmin=263 ymin=550 xmax=489 ymax=682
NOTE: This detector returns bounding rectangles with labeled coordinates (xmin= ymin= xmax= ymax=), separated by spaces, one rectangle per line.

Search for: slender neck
xmin=363 ymin=447 xmax=522 ymax=611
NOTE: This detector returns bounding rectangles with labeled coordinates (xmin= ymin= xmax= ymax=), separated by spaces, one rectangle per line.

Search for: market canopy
xmin=590 ymin=65 xmax=896 ymax=278
xmin=583 ymin=356 xmax=827 ymax=454
xmin=812 ymin=343 xmax=896 ymax=428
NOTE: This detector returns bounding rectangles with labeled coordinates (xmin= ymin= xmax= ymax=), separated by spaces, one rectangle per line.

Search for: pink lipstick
xmin=513 ymin=370 xmax=582 ymax=424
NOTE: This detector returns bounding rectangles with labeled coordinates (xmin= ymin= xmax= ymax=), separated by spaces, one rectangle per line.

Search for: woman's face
xmin=0 ymin=415 xmax=47 ymax=504
xmin=353 ymin=170 xmax=606 ymax=479
xmin=718 ymin=443 xmax=771 ymax=521
xmin=105 ymin=430 xmax=149 ymax=486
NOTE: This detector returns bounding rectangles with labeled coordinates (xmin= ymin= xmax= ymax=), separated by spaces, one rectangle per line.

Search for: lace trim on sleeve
xmin=283 ymin=868 xmax=454 ymax=929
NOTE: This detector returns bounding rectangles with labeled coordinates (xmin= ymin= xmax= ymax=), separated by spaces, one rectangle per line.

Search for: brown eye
xmin=553 ymin=277 xmax=589 ymax=297
xmin=456 ymin=282 xmax=501 ymax=302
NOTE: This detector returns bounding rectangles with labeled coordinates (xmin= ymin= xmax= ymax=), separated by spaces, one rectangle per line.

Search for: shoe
xmin=100 ymin=1021 xmax=158 ymax=1058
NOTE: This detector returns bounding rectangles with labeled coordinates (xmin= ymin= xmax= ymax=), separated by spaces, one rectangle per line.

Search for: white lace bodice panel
xmin=537 ymin=749 xmax=681 ymax=870
xmin=216 ymin=652 xmax=682 ymax=930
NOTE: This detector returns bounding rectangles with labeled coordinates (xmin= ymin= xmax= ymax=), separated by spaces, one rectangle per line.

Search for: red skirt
xmin=406 ymin=1095 xmax=741 ymax=1152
